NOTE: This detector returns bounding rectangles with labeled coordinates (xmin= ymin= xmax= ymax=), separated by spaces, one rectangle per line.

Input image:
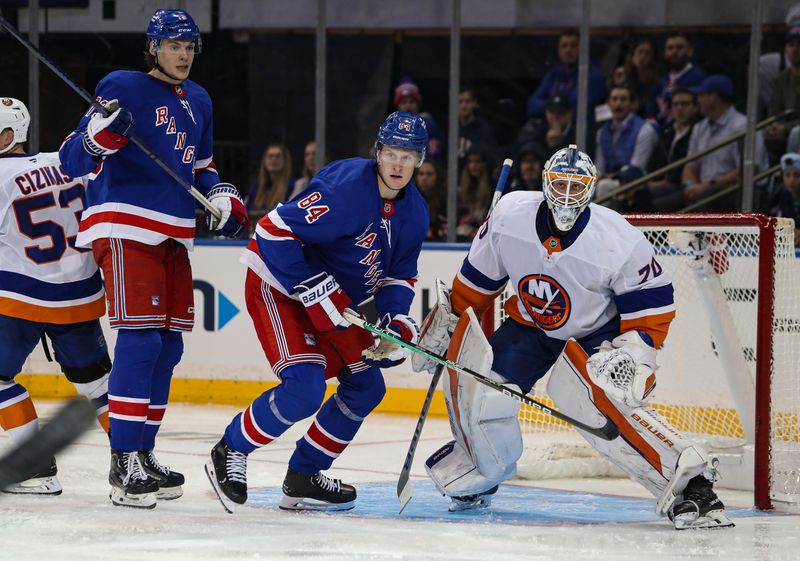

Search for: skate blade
xmin=204 ymin=460 xmax=239 ymax=514
xmin=674 ymin=509 xmax=735 ymax=530
xmin=278 ymin=494 xmax=355 ymax=512
xmin=448 ymin=497 xmax=492 ymax=512
xmin=156 ymin=486 xmax=184 ymax=500
xmin=109 ymin=487 xmax=156 ymax=509
xmin=2 ymin=476 xmax=63 ymax=496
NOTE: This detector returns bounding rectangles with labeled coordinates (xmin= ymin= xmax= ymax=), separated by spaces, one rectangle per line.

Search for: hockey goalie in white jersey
xmin=413 ymin=145 xmax=732 ymax=530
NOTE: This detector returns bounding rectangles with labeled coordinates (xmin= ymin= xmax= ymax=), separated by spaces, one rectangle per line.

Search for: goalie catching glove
xmin=411 ymin=279 xmax=459 ymax=373
xmin=362 ymin=314 xmax=419 ymax=368
xmin=586 ymin=331 xmax=657 ymax=408
xmin=205 ymin=183 xmax=250 ymax=238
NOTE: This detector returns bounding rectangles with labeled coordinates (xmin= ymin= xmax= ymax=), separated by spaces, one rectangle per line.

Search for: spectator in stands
xmin=766 ymin=27 xmax=800 ymax=156
xmin=647 ymin=33 xmax=706 ymax=128
xmin=681 ymin=75 xmax=768 ymax=210
xmin=456 ymin=145 xmax=492 ymax=241
xmin=508 ymin=142 xmax=545 ymax=192
xmin=394 ymin=78 xmax=445 ymax=160
xmin=457 ymin=86 xmax=497 ymax=168
xmin=246 ymin=143 xmax=297 ymax=217
xmin=759 ymin=3 xmax=800 ymax=118
xmin=415 ymin=160 xmax=447 ymax=241
xmin=594 ymin=85 xmax=659 ymax=207
xmin=763 ymin=152 xmax=800 ymax=246
xmin=624 ymin=38 xmax=659 ymax=117
xmin=516 ymin=95 xmax=575 ymax=159
xmin=290 ymin=140 xmax=316 ymax=198
xmin=526 ymin=29 xmax=607 ymax=121
xmin=640 ymin=87 xmax=700 ymax=211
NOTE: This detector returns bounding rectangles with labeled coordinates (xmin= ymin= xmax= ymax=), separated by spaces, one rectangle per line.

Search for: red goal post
xmin=495 ymin=213 xmax=799 ymax=512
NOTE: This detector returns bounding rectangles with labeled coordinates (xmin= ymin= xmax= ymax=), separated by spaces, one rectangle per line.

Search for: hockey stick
xmin=0 ymin=15 xmax=221 ymax=220
xmin=395 ymin=158 xmax=514 ymax=513
xmin=0 ymin=398 xmax=95 ymax=493
xmin=346 ymin=310 xmax=620 ymax=441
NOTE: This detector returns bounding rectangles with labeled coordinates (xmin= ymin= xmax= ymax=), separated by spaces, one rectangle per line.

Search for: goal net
xmin=503 ymin=214 xmax=800 ymax=512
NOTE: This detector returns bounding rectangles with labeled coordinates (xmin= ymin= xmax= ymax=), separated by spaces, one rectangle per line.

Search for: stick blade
xmin=0 ymin=398 xmax=95 ymax=491
xmin=397 ymin=475 xmax=413 ymax=514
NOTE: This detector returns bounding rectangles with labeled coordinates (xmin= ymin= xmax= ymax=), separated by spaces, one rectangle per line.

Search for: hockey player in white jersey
xmin=0 ymin=98 xmax=111 ymax=495
xmin=414 ymin=144 xmax=732 ymax=530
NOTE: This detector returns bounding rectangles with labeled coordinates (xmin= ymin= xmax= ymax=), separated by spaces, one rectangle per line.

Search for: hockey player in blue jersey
xmin=205 ymin=112 xmax=429 ymax=513
xmin=59 ymin=9 xmax=250 ymax=509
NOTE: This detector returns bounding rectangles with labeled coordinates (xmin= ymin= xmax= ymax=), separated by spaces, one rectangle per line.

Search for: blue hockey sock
xmin=289 ymin=366 xmax=385 ymax=473
xmin=108 ymin=329 xmax=161 ymax=452
xmin=224 ymin=363 xmax=326 ymax=454
xmin=141 ymin=330 xmax=183 ymax=450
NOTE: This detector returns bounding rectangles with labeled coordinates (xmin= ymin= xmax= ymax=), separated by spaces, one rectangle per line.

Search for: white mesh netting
xmin=510 ymin=216 xmax=800 ymax=510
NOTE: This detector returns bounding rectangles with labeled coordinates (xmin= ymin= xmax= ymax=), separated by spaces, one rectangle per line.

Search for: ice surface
xmin=2 ymin=402 xmax=798 ymax=561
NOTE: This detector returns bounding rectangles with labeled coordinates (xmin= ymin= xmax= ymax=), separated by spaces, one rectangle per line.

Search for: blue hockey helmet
xmin=374 ymin=111 xmax=428 ymax=166
xmin=542 ymin=144 xmax=597 ymax=231
xmin=146 ymin=9 xmax=202 ymax=53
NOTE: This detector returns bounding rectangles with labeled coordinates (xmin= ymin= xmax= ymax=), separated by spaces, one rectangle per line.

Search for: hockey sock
xmin=141 ymin=330 xmax=183 ymax=450
xmin=224 ymin=363 xmax=327 ymax=455
xmin=71 ymin=377 xmax=110 ymax=433
xmin=289 ymin=366 xmax=385 ymax=473
xmin=0 ymin=380 xmax=39 ymax=443
xmin=108 ymin=330 xmax=162 ymax=452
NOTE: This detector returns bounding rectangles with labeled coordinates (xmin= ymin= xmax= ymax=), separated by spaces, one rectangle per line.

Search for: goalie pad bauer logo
xmin=517 ymin=274 xmax=570 ymax=330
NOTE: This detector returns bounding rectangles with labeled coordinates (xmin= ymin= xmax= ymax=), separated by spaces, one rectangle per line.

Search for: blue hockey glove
xmin=363 ymin=313 xmax=419 ymax=368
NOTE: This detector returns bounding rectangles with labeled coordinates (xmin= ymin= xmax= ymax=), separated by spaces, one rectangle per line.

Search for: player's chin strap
xmin=343 ymin=308 xmax=620 ymax=442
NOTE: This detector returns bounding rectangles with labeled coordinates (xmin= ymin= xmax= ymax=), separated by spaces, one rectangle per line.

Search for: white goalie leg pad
xmin=548 ymin=340 xmax=712 ymax=514
xmin=427 ymin=307 xmax=523 ymax=496
xmin=425 ymin=440 xmax=513 ymax=497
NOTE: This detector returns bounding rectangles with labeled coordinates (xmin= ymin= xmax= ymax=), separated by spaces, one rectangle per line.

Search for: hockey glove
xmin=363 ymin=313 xmax=419 ymax=368
xmin=206 ymin=183 xmax=250 ymax=238
xmin=83 ymin=100 xmax=134 ymax=157
xmin=411 ymin=279 xmax=458 ymax=373
xmin=586 ymin=331 xmax=657 ymax=408
xmin=295 ymin=272 xmax=352 ymax=332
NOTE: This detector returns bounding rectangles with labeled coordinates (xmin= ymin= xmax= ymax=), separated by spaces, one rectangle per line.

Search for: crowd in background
xmin=240 ymin=18 xmax=800 ymax=247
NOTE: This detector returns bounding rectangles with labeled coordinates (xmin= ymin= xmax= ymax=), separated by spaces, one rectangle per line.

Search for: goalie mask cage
xmin=498 ymin=213 xmax=799 ymax=511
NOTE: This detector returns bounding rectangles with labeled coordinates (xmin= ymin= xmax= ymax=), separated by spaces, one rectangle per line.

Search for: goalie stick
xmin=396 ymin=158 xmax=514 ymax=513
xmin=0 ymin=15 xmax=221 ymax=220
xmin=346 ymin=309 xmax=620 ymax=441
xmin=0 ymin=398 xmax=95 ymax=493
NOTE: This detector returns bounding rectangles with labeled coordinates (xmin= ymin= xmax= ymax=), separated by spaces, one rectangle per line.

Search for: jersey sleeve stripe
xmin=614 ymin=284 xmax=674 ymax=315
xmin=451 ymin=275 xmax=503 ymax=317
xmin=194 ymin=157 xmax=217 ymax=171
xmin=458 ymin=257 xmax=509 ymax=293
xmin=620 ymin=310 xmax=676 ymax=348
xmin=256 ymin=216 xmax=300 ymax=242
xmin=380 ymin=277 xmax=416 ymax=291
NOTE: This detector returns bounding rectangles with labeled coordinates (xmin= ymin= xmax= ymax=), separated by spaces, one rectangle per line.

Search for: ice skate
xmin=205 ymin=437 xmax=248 ymax=513
xmin=669 ymin=474 xmax=734 ymax=530
xmin=139 ymin=449 xmax=184 ymax=500
xmin=109 ymin=449 xmax=158 ymax=509
xmin=1 ymin=457 xmax=62 ymax=496
xmin=448 ymin=485 xmax=498 ymax=512
xmin=279 ymin=468 xmax=356 ymax=511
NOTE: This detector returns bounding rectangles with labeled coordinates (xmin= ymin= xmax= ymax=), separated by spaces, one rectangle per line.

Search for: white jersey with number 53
xmin=0 ymin=152 xmax=104 ymax=324
xmin=451 ymin=191 xmax=676 ymax=347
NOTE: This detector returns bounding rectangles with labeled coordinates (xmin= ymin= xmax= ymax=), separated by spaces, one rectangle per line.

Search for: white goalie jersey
xmin=0 ymin=152 xmax=104 ymax=324
xmin=451 ymin=191 xmax=675 ymax=347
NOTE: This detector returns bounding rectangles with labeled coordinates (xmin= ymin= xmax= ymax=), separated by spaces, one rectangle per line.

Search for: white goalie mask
xmin=0 ymin=98 xmax=30 ymax=155
xmin=542 ymin=144 xmax=597 ymax=232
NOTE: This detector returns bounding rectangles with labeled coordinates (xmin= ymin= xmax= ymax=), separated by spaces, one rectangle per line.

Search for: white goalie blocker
xmin=551 ymin=338 xmax=717 ymax=516
xmin=425 ymin=308 xmax=523 ymax=498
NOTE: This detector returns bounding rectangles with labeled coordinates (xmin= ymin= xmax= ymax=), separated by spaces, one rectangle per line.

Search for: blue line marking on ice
xmin=247 ymin=481 xmax=774 ymax=525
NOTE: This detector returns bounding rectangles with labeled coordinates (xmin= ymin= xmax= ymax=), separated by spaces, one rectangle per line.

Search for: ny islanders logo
xmin=517 ymin=274 xmax=570 ymax=330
